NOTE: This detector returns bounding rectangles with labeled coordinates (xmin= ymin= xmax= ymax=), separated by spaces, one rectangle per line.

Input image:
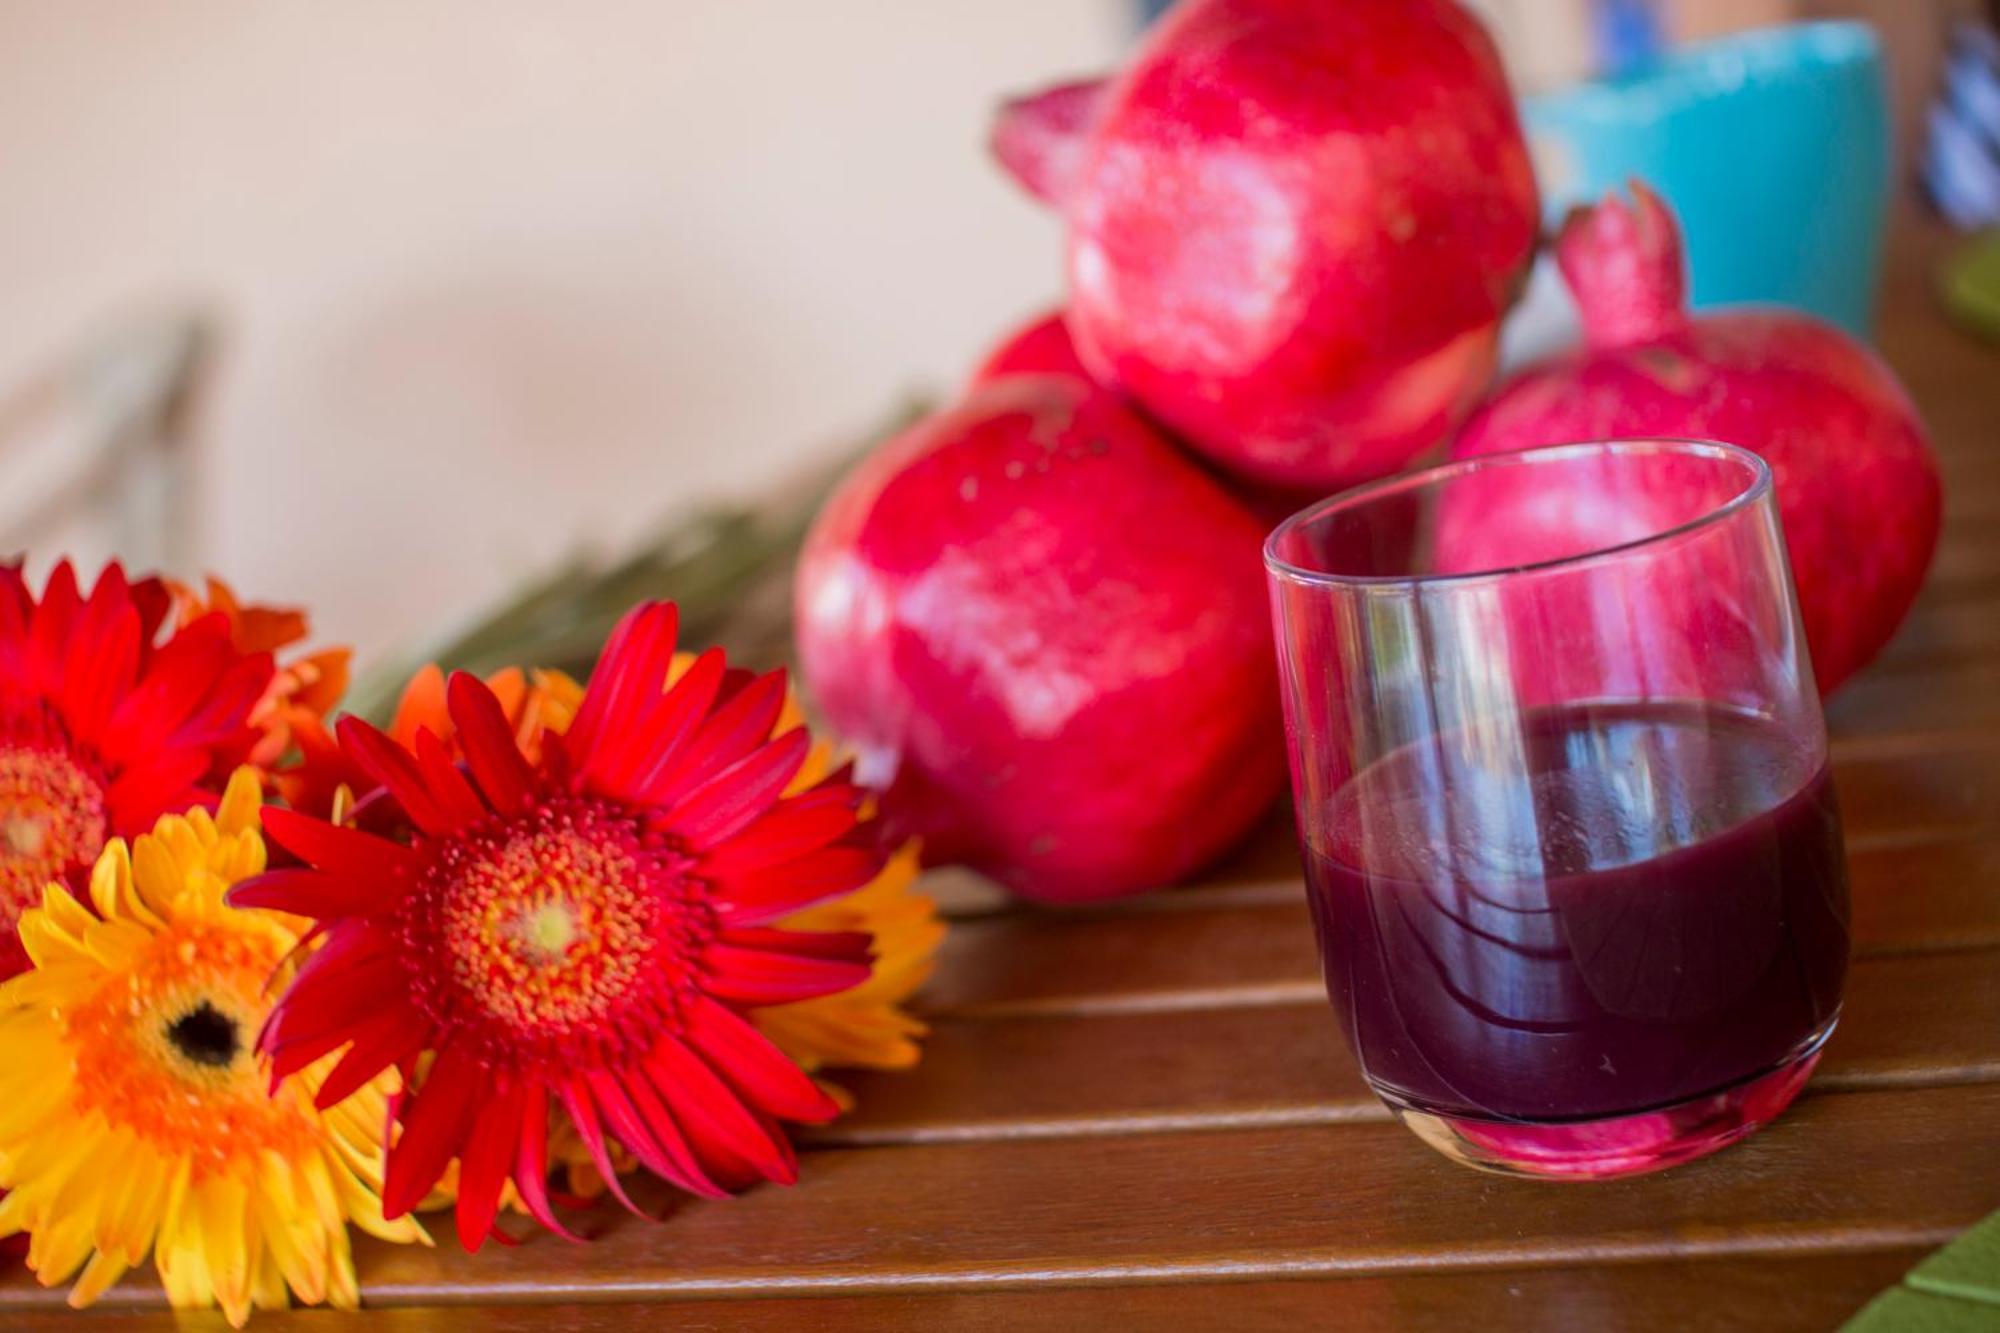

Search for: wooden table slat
xmin=7 ymin=1249 xmax=1927 ymax=1331
xmin=923 ymin=833 xmax=2000 ymax=1018
xmin=815 ymin=945 xmax=2000 ymax=1147
xmin=7 ymin=1082 xmax=1990 ymax=1310
xmin=927 ymin=729 xmax=2000 ymax=921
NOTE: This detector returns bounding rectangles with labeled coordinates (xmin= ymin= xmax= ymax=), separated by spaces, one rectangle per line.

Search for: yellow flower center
xmin=407 ymin=797 xmax=708 ymax=1066
xmin=515 ymin=898 xmax=581 ymax=960
xmin=64 ymin=918 xmax=319 ymax=1180
xmin=0 ymin=745 xmax=108 ymax=913
xmin=434 ymin=802 xmax=657 ymax=1033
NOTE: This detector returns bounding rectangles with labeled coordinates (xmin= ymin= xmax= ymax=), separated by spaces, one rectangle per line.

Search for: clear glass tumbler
xmin=1265 ymin=440 xmax=1850 ymax=1179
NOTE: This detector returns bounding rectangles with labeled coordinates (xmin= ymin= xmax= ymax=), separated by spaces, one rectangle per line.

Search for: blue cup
xmin=1524 ymin=21 xmax=1891 ymax=336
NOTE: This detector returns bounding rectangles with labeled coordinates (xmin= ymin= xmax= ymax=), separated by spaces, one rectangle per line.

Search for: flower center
xmin=407 ymin=797 xmax=709 ymax=1065
xmin=64 ymin=919 xmax=319 ymax=1178
xmin=166 ymin=1000 xmax=242 ymax=1068
xmin=0 ymin=744 xmax=108 ymax=913
xmin=516 ymin=899 xmax=580 ymax=960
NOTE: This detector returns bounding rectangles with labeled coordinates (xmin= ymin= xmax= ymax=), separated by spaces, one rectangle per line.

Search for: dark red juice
xmin=1304 ymin=702 xmax=1849 ymax=1123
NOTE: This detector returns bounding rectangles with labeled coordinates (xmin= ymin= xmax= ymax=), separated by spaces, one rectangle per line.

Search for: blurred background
xmin=0 ymin=0 xmax=1982 ymax=671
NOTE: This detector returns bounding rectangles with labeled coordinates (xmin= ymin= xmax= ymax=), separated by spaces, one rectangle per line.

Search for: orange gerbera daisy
xmin=235 ymin=603 xmax=891 ymax=1250
xmin=0 ymin=560 xmax=278 ymax=977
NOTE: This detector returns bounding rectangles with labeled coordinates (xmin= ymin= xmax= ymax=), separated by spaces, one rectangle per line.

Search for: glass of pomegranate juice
xmin=1265 ymin=440 xmax=1849 ymax=1179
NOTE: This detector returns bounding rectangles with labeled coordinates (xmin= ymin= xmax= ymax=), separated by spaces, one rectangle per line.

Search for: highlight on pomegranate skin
xmin=1452 ymin=182 xmax=1942 ymax=694
xmin=992 ymin=0 xmax=1541 ymax=491
xmin=234 ymin=602 xmax=889 ymax=1250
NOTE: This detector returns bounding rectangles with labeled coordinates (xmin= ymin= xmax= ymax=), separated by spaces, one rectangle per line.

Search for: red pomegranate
xmin=795 ymin=375 xmax=1284 ymax=901
xmin=1451 ymin=183 xmax=1941 ymax=694
xmin=990 ymin=0 xmax=1539 ymax=491
xmin=969 ymin=309 xmax=1089 ymax=386
xmin=969 ymin=310 xmax=1333 ymax=530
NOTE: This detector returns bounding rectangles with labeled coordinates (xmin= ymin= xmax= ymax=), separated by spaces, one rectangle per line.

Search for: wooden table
xmin=6 ymin=224 xmax=1998 ymax=1331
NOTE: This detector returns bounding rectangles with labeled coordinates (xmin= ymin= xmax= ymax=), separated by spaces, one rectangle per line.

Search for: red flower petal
xmin=684 ymin=996 xmax=842 ymax=1123
xmin=260 ymin=806 xmax=421 ymax=885
xmin=259 ymin=946 xmax=407 ymax=1063
xmin=565 ymin=602 xmax=678 ymax=770
xmin=585 ymin=647 xmax=725 ymax=804
xmin=511 ymin=1091 xmax=584 ymax=1242
xmin=101 ymin=616 xmax=235 ymax=756
xmin=638 ymin=669 xmax=788 ymax=806
xmin=446 ymin=672 xmax=536 ymax=815
xmin=701 ymin=928 xmax=872 ymax=1006
xmin=585 ymin=1068 xmax=727 ymax=1201
xmin=412 ymin=726 xmax=487 ymax=828
xmin=700 ymin=785 xmax=863 ymax=877
xmin=229 ymin=866 xmax=403 ymax=920
xmin=28 ymin=560 xmax=81 ymax=693
xmin=661 ymin=728 xmax=811 ymax=849
xmin=335 ymin=716 xmax=462 ymax=837
xmin=171 ymin=650 xmax=275 ymax=749
xmin=455 ymin=1080 xmax=527 ymax=1251
xmin=59 ymin=570 xmax=140 ymax=744
xmin=715 ymin=844 xmax=883 ymax=926
xmin=383 ymin=1045 xmax=486 ymax=1219
xmin=643 ymin=1035 xmax=796 ymax=1186
xmin=312 ymin=1014 xmax=428 ymax=1110
xmin=101 ymin=748 xmax=210 ymax=836
xmin=556 ymin=1079 xmax=653 ymax=1219
xmin=0 ymin=577 xmax=28 ymax=680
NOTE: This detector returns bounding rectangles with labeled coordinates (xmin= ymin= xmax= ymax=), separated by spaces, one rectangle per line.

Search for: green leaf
xmin=1844 ymin=1210 xmax=2000 ymax=1331
xmin=1844 ymin=1288 xmax=2000 ymax=1332
xmin=1911 ymin=1211 xmax=2000 ymax=1308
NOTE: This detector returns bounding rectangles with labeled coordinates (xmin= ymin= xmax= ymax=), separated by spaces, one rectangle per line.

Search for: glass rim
xmin=1262 ymin=438 xmax=1774 ymax=591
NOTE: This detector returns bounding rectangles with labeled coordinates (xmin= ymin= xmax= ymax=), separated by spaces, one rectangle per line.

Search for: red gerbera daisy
xmin=0 ymin=559 xmax=276 ymax=976
xmin=235 ymin=602 xmax=886 ymax=1250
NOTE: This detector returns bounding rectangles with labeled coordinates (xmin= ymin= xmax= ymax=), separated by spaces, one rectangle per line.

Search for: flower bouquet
xmin=0 ymin=561 xmax=942 ymax=1324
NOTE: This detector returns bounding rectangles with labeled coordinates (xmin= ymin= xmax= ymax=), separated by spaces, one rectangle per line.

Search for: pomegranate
xmin=969 ymin=310 xmax=1331 ymax=528
xmin=990 ymin=0 xmax=1539 ymax=491
xmin=1451 ymin=184 xmax=1941 ymax=694
xmin=969 ymin=309 xmax=1089 ymax=386
xmin=795 ymin=375 xmax=1284 ymax=901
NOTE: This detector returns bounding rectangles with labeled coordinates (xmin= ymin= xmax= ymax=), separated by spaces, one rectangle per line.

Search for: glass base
xmin=1385 ymin=1027 xmax=1834 ymax=1181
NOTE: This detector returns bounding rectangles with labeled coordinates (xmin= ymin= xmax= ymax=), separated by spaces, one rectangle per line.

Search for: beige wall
xmin=0 ymin=1 xmax=1125 ymax=659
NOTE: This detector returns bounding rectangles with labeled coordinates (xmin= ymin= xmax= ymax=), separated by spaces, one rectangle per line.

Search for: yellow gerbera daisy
xmin=0 ymin=769 xmax=425 ymax=1325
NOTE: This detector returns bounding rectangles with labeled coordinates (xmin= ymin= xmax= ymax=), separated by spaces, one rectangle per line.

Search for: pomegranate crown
xmin=1555 ymin=179 xmax=1691 ymax=350
xmin=990 ymin=76 xmax=1110 ymax=209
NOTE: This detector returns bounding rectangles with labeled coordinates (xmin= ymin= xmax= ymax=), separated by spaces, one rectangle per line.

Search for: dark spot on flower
xmin=167 ymin=1001 xmax=241 ymax=1068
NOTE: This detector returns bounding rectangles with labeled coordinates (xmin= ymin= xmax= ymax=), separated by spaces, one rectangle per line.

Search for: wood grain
xmin=921 ymin=830 xmax=2000 ymax=1018
xmin=0 ymin=1248 xmax=1925 ymax=1331
xmin=5 ymin=1082 xmax=1990 ymax=1310
xmin=809 ymin=946 xmax=2000 ymax=1147
xmin=927 ymin=730 xmax=2000 ymax=924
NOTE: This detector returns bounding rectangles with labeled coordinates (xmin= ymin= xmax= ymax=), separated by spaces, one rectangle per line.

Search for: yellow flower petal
xmin=66 ymin=1249 xmax=129 ymax=1310
xmin=216 ymin=768 xmax=264 ymax=838
xmin=0 ymin=808 xmax=421 ymax=1323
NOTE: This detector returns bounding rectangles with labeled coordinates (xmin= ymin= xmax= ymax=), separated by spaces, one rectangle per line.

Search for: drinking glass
xmin=1265 ymin=440 xmax=1850 ymax=1179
